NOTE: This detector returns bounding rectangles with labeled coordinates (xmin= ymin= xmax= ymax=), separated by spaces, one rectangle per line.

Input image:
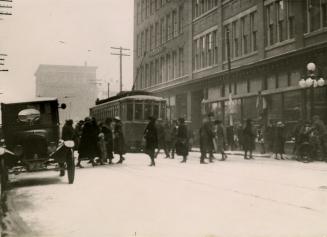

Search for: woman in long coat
xmin=102 ymin=117 xmax=114 ymax=164
xmin=78 ymin=117 xmax=99 ymax=167
xmin=242 ymin=119 xmax=256 ymax=160
xmin=273 ymin=121 xmax=286 ymax=160
xmin=144 ymin=116 xmax=158 ymax=166
xmin=176 ymin=118 xmax=189 ymax=163
xmin=113 ymin=117 xmax=126 ymax=164
xmin=214 ymin=120 xmax=227 ymax=161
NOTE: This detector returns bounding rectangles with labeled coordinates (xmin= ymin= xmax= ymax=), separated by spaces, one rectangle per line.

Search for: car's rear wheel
xmin=66 ymin=150 xmax=75 ymax=184
xmin=0 ymin=157 xmax=8 ymax=197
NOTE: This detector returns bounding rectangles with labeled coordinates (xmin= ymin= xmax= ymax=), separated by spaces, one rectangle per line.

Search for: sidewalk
xmin=190 ymin=148 xmax=293 ymax=159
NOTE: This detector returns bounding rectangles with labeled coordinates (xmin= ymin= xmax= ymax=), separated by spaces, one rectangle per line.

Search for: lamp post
xmin=298 ymin=62 xmax=325 ymax=118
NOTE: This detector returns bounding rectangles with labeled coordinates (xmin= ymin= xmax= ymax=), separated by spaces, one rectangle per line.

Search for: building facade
xmin=134 ymin=0 xmax=327 ymax=140
xmin=35 ymin=64 xmax=98 ymax=122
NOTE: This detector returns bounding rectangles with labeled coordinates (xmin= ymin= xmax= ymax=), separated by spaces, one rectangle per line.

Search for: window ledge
xmin=193 ymin=64 xmax=218 ymax=73
xmin=265 ymin=38 xmax=295 ymax=51
xmin=223 ymin=51 xmax=258 ymax=64
xmin=143 ymin=74 xmax=189 ymax=90
xmin=193 ymin=6 xmax=218 ymax=23
xmin=304 ymin=27 xmax=327 ymax=38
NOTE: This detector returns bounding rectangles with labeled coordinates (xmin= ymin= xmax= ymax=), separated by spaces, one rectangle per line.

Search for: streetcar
xmin=90 ymin=91 xmax=166 ymax=151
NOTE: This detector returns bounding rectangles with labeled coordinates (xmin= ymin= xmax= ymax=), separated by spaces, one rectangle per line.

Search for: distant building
xmin=134 ymin=0 xmax=327 ymax=138
xmin=35 ymin=64 xmax=98 ymax=122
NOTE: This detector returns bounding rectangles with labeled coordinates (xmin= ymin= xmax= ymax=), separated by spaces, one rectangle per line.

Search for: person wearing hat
xmin=113 ymin=116 xmax=126 ymax=164
xmin=272 ymin=121 xmax=286 ymax=160
xmin=62 ymin=120 xmax=75 ymax=141
xmin=175 ymin=117 xmax=189 ymax=163
xmin=144 ymin=116 xmax=158 ymax=166
xmin=214 ymin=119 xmax=227 ymax=161
xmin=242 ymin=119 xmax=256 ymax=160
xmin=199 ymin=113 xmax=215 ymax=164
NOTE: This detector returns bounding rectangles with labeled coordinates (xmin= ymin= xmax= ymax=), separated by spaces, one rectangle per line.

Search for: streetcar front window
xmin=144 ymin=103 xmax=152 ymax=119
xmin=126 ymin=103 xmax=133 ymax=121
xmin=161 ymin=102 xmax=166 ymax=120
xmin=153 ymin=104 xmax=159 ymax=119
xmin=135 ymin=103 xmax=143 ymax=120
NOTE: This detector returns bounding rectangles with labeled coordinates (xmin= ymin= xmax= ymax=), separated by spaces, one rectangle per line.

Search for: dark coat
xmin=102 ymin=125 xmax=113 ymax=153
xmin=62 ymin=124 xmax=75 ymax=141
xmin=156 ymin=123 xmax=165 ymax=148
xmin=144 ymin=121 xmax=158 ymax=153
xmin=78 ymin=121 xmax=99 ymax=158
xmin=242 ymin=125 xmax=256 ymax=151
xmin=199 ymin=121 xmax=214 ymax=153
xmin=176 ymin=124 xmax=189 ymax=156
xmin=273 ymin=126 xmax=285 ymax=154
xmin=113 ymin=122 xmax=126 ymax=155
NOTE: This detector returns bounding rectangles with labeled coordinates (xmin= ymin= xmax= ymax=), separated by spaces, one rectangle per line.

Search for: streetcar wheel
xmin=0 ymin=157 xmax=8 ymax=196
xmin=66 ymin=150 xmax=75 ymax=184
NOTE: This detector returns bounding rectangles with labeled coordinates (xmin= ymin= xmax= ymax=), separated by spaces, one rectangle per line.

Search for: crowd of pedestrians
xmin=61 ymin=113 xmax=327 ymax=168
xmin=62 ymin=116 xmax=126 ymax=168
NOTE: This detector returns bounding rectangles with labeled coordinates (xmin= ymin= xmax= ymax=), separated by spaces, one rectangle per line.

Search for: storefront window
xmin=283 ymin=91 xmax=303 ymax=139
xmin=242 ymin=96 xmax=258 ymax=120
xmin=314 ymin=86 xmax=327 ymax=122
xmin=267 ymin=93 xmax=282 ymax=121
xmin=210 ymin=102 xmax=223 ymax=119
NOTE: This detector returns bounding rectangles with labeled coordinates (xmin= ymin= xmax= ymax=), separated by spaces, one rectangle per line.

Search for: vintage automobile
xmin=0 ymin=97 xmax=75 ymax=193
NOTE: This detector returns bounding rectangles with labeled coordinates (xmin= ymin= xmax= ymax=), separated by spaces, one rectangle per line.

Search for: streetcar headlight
xmin=64 ymin=140 xmax=75 ymax=148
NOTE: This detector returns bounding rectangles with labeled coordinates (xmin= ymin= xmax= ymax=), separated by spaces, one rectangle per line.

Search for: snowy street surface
xmin=5 ymin=152 xmax=327 ymax=237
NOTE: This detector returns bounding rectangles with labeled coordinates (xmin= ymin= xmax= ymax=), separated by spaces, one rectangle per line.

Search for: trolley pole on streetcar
xmin=110 ymin=47 xmax=130 ymax=93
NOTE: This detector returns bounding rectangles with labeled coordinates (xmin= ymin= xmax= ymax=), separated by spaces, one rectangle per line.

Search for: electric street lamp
xmin=298 ymin=62 xmax=325 ymax=117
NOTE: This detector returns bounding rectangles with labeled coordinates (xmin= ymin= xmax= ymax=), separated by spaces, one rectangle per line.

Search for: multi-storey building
xmin=134 ymin=0 xmax=327 ymax=139
xmin=35 ymin=64 xmax=98 ymax=122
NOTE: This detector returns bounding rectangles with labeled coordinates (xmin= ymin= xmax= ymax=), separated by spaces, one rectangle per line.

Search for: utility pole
xmin=226 ymin=27 xmax=233 ymax=126
xmin=110 ymin=47 xmax=130 ymax=93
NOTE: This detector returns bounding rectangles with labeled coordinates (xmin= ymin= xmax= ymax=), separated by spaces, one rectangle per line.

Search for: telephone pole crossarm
xmin=110 ymin=46 xmax=131 ymax=93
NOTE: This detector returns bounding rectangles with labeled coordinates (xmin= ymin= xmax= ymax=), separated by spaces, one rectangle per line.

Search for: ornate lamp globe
xmin=317 ymin=77 xmax=325 ymax=87
xmin=313 ymin=80 xmax=318 ymax=88
xmin=299 ymin=78 xmax=307 ymax=88
xmin=307 ymin=62 xmax=316 ymax=72
xmin=305 ymin=77 xmax=313 ymax=87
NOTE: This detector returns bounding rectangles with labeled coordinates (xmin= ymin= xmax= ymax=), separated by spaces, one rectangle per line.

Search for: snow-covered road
xmin=5 ymin=153 xmax=327 ymax=237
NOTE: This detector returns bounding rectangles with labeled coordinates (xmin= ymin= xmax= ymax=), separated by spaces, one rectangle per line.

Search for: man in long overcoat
xmin=176 ymin=118 xmax=189 ymax=163
xmin=199 ymin=113 xmax=215 ymax=163
xmin=144 ymin=116 xmax=158 ymax=166
xmin=113 ymin=117 xmax=126 ymax=164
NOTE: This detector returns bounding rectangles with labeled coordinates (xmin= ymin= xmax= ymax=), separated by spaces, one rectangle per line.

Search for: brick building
xmin=134 ymin=0 xmax=327 ymax=140
xmin=35 ymin=64 xmax=98 ymax=122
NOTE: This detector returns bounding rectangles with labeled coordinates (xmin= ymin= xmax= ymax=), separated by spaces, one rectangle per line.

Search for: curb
xmin=190 ymin=149 xmax=272 ymax=158
xmin=1 ymin=189 xmax=35 ymax=237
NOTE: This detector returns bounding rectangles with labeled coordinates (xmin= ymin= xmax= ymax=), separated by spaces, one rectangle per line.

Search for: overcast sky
xmin=0 ymin=0 xmax=134 ymax=100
